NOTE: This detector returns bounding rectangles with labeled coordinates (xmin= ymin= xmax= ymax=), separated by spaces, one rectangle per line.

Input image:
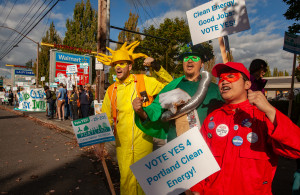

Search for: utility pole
xmin=96 ymin=0 xmax=107 ymax=101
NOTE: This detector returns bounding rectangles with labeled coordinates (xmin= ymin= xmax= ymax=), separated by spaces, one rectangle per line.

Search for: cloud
xmin=141 ymin=10 xmax=187 ymax=28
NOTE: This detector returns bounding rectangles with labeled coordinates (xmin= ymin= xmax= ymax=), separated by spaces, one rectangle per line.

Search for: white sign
xmin=186 ymin=0 xmax=250 ymax=44
xmin=25 ymin=77 xmax=31 ymax=81
xmin=16 ymin=88 xmax=46 ymax=112
xmin=18 ymin=82 xmax=24 ymax=86
xmin=45 ymin=82 xmax=49 ymax=86
xmin=41 ymin=76 xmax=45 ymax=81
xmin=72 ymin=113 xmax=115 ymax=147
xmin=31 ymin=79 xmax=36 ymax=84
xmin=283 ymin=32 xmax=300 ymax=54
xmin=0 ymin=92 xmax=4 ymax=99
xmin=95 ymin=58 xmax=104 ymax=70
xmin=130 ymin=127 xmax=220 ymax=195
xmin=66 ymin=65 xmax=78 ymax=75
xmin=94 ymin=100 xmax=103 ymax=115
xmin=50 ymin=83 xmax=58 ymax=88
xmin=13 ymin=87 xmax=17 ymax=91
xmin=6 ymin=86 xmax=10 ymax=90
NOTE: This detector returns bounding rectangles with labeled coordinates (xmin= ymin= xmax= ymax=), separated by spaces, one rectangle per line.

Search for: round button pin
xmin=233 ymin=125 xmax=239 ymax=130
xmin=210 ymin=116 xmax=214 ymax=121
xmin=232 ymin=136 xmax=243 ymax=146
xmin=208 ymin=121 xmax=215 ymax=129
xmin=247 ymin=132 xmax=258 ymax=143
xmin=207 ymin=133 xmax=212 ymax=139
xmin=216 ymin=124 xmax=229 ymax=137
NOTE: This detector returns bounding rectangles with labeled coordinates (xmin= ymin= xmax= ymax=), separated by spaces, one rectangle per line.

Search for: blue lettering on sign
xmin=55 ymin=52 xmax=90 ymax=64
xmin=30 ymin=90 xmax=44 ymax=99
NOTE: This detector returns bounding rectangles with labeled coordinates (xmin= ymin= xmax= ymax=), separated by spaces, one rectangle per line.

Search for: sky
xmin=0 ymin=0 xmax=297 ymax=79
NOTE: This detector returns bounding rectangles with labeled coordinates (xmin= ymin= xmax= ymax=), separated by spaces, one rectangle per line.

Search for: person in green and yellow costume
xmin=94 ymin=41 xmax=172 ymax=195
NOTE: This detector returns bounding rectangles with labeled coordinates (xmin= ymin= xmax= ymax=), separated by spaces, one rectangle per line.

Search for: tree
xmin=273 ymin=67 xmax=279 ymax=77
xmin=264 ymin=66 xmax=271 ymax=77
xmin=63 ymin=0 xmax=97 ymax=83
xmin=35 ymin=22 xmax=62 ymax=83
xmin=283 ymin=0 xmax=300 ymax=34
xmin=117 ymin=11 xmax=142 ymax=48
xmin=285 ymin=70 xmax=289 ymax=76
xmin=278 ymin=71 xmax=284 ymax=76
xmin=25 ymin=59 xmax=32 ymax=69
xmin=140 ymin=18 xmax=214 ymax=77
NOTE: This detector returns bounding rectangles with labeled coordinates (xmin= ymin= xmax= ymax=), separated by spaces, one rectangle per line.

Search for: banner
xmin=130 ymin=127 xmax=220 ymax=195
xmin=186 ymin=0 xmax=250 ymax=44
xmin=283 ymin=32 xmax=300 ymax=54
xmin=72 ymin=113 xmax=115 ymax=147
xmin=17 ymin=88 xmax=46 ymax=111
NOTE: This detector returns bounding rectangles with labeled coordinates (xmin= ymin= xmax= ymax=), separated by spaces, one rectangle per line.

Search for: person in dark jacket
xmin=79 ymin=83 xmax=93 ymax=118
xmin=44 ymin=86 xmax=55 ymax=119
xmin=249 ymin=59 xmax=268 ymax=93
xmin=8 ymin=90 xmax=13 ymax=106
xmin=70 ymin=85 xmax=79 ymax=120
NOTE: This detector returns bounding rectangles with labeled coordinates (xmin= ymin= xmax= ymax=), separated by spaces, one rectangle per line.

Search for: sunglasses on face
xmin=112 ymin=62 xmax=128 ymax=69
xmin=218 ymin=72 xmax=242 ymax=84
xmin=183 ymin=56 xmax=201 ymax=62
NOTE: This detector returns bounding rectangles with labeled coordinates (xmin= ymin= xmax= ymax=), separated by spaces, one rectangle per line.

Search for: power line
xmin=0 ymin=0 xmax=60 ymax=60
xmin=2 ymin=0 xmax=17 ymax=26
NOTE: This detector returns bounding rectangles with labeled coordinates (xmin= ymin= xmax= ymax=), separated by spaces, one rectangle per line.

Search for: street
xmin=0 ymin=107 xmax=297 ymax=195
xmin=0 ymin=108 xmax=119 ymax=195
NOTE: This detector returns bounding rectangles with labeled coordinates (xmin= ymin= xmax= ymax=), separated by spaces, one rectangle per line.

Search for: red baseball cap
xmin=212 ymin=62 xmax=250 ymax=80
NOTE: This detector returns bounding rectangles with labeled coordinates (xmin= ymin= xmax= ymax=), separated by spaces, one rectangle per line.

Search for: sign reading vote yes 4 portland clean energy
xmin=130 ymin=127 xmax=220 ymax=195
xmin=187 ymin=0 xmax=250 ymax=44
xmin=72 ymin=113 xmax=115 ymax=147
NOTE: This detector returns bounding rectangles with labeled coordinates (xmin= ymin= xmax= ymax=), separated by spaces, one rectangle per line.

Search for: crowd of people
xmin=44 ymin=83 xmax=94 ymax=121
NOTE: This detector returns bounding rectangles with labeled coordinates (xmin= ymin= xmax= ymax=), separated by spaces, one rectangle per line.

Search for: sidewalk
xmin=0 ymin=104 xmax=118 ymax=162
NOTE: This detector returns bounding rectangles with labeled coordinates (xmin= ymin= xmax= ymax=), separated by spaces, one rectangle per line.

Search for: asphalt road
xmin=0 ymin=108 xmax=119 ymax=195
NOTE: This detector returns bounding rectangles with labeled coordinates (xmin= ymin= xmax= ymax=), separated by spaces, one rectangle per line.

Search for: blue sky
xmin=0 ymin=0 xmax=297 ymax=78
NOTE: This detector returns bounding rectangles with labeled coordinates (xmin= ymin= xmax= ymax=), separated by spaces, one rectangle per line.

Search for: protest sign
xmin=94 ymin=100 xmax=103 ymax=115
xmin=72 ymin=113 xmax=115 ymax=147
xmin=283 ymin=32 xmax=300 ymax=54
xmin=18 ymin=82 xmax=24 ymax=86
xmin=31 ymin=79 xmax=36 ymax=84
xmin=25 ymin=77 xmax=31 ymax=81
xmin=186 ymin=0 xmax=250 ymax=44
xmin=6 ymin=86 xmax=10 ymax=90
xmin=95 ymin=58 xmax=104 ymax=70
xmin=0 ymin=92 xmax=4 ymax=99
xmin=130 ymin=127 xmax=220 ymax=195
xmin=16 ymin=88 xmax=46 ymax=111
xmin=13 ymin=87 xmax=17 ymax=91
xmin=66 ymin=65 xmax=78 ymax=75
xmin=41 ymin=76 xmax=45 ymax=81
xmin=50 ymin=83 xmax=58 ymax=88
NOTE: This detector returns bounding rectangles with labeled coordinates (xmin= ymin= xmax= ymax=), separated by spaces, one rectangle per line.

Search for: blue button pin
xmin=232 ymin=136 xmax=243 ymax=146
xmin=208 ymin=121 xmax=215 ymax=129
xmin=233 ymin=125 xmax=239 ymax=130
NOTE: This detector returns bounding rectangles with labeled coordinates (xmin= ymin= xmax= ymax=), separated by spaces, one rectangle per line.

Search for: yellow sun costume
xmin=96 ymin=41 xmax=172 ymax=195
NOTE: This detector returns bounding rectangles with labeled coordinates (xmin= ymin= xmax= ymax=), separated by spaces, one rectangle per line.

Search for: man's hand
xmin=248 ymin=89 xmax=276 ymax=123
xmin=143 ymin=57 xmax=154 ymax=67
xmin=132 ymin=97 xmax=148 ymax=120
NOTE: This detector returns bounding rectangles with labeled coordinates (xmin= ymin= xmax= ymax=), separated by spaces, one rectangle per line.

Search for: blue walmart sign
xmin=55 ymin=52 xmax=90 ymax=64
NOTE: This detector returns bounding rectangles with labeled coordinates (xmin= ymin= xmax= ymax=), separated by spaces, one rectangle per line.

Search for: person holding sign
xmin=95 ymin=41 xmax=173 ymax=195
xmin=133 ymin=43 xmax=223 ymax=142
xmin=190 ymin=62 xmax=300 ymax=194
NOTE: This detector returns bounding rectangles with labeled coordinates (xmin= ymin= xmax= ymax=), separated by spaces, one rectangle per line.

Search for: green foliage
xmin=264 ymin=66 xmax=271 ymax=77
xmin=25 ymin=59 xmax=33 ymax=69
xmin=284 ymin=70 xmax=289 ymax=76
xmin=36 ymin=22 xmax=62 ymax=83
xmin=117 ymin=11 xmax=141 ymax=48
xmin=63 ymin=0 xmax=97 ymax=83
xmin=296 ymin=65 xmax=300 ymax=82
xmin=273 ymin=67 xmax=279 ymax=77
xmin=283 ymin=0 xmax=300 ymax=33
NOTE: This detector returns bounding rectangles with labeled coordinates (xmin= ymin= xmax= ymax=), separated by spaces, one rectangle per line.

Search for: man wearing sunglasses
xmin=133 ymin=43 xmax=223 ymax=142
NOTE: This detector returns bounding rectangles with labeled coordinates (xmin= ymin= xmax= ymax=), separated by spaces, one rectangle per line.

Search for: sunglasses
xmin=183 ymin=56 xmax=201 ymax=62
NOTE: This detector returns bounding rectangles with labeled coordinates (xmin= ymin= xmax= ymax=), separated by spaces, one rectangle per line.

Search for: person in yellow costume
xmin=95 ymin=41 xmax=172 ymax=195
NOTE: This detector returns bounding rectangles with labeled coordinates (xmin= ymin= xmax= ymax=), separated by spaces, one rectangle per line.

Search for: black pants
xmin=70 ymin=103 xmax=79 ymax=120
xmin=80 ymin=104 xmax=90 ymax=118
xmin=48 ymin=100 xmax=55 ymax=118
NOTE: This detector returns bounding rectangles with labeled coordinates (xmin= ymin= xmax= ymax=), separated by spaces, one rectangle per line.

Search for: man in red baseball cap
xmin=190 ymin=62 xmax=300 ymax=194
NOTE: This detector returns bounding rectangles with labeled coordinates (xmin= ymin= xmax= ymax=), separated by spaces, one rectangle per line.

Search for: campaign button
xmin=247 ymin=132 xmax=258 ymax=143
xmin=233 ymin=125 xmax=239 ymax=130
xmin=216 ymin=124 xmax=229 ymax=137
xmin=207 ymin=133 xmax=212 ymax=139
xmin=210 ymin=116 xmax=214 ymax=121
xmin=208 ymin=121 xmax=215 ymax=129
xmin=232 ymin=136 xmax=243 ymax=146
xmin=241 ymin=118 xmax=252 ymax=127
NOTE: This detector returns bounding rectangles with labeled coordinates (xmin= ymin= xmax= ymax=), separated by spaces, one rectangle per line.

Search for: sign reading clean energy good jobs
xmin=186 ymin=0 xmax=250 ymax=44
xmin=130 ymin=127 xmax=220 ymax=195
xmin=72 ymin=113 xmax=115 ymax=148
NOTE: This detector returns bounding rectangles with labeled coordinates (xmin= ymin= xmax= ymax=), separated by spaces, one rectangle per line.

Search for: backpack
xmin=51 ymin=91 xmax=57 ymax=100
